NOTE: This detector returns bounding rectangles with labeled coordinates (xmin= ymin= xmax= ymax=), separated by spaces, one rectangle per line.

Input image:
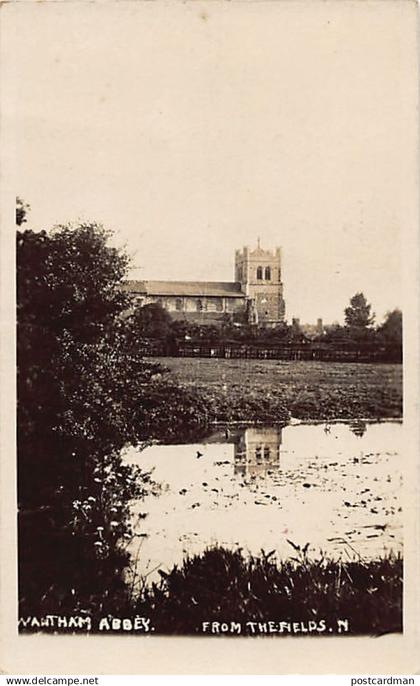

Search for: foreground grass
xmin=136 ymin=546 xmax=402 ymax=636
xmin=19 ymin=546 xmax=402 ymax=636
xmin=156 ymin=359 xmax=402 ymax=422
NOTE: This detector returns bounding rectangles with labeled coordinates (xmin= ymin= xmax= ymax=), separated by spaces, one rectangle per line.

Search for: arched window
xmin=196 ymin=299 xmax=203 ymax=312
xmin=265 ymin=266 xmax=271 ymax=281
xmin=264 ymin=446 xmax=270 ymax=460
xmin=255 ymin=446 xmax=262 ymax=463
xmin=175 ymin=298 xmax=183 ymax=311
xmin=257 ymin=266 xmax=263 ymax=280
xmin=216 ymin=299 xmax=223 ymax=312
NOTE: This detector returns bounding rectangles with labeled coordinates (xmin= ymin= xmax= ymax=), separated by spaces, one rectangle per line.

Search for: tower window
xmin=257 ymin=266 xmax=263 ymax=280
xmin=265 ymin=266 xmax=271 ymax=280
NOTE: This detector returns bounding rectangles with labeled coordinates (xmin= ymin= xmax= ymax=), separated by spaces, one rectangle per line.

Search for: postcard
xmin=0 ymin=0 xmax=419 ymax=675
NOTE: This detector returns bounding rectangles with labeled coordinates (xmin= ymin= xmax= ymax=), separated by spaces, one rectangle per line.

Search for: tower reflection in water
xmin=233 ymin=426 xmax=282 ymax=478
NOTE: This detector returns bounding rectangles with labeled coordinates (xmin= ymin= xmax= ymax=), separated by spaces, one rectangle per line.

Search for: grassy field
xmin=155 ymin=358 xmax=402 ymax=422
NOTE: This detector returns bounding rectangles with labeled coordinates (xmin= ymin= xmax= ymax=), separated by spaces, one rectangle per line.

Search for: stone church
xmin=123 ymin=242 xmax=286 ymax=326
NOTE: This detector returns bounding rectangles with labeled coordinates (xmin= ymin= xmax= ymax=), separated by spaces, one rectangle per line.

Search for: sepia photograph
xmin=1 ymin=0 xmax=419 ymax=675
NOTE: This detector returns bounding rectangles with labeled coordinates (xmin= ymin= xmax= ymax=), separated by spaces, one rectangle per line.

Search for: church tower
xmin=235 ymin=241 xmax=286 ymax=325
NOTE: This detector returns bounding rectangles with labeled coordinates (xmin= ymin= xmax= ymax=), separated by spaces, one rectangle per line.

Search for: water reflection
xmin=348 ymin=420 xmax=367 ymax=438
xmin=164 ymin=421 xmax=387 ymax=482
xmin=125 ymin=420 xmax=403 ymax=577
xmin=233 ymin=427 xmax=281 ymax=478
xmin=202 ymin=426 xmax=282 ymax=479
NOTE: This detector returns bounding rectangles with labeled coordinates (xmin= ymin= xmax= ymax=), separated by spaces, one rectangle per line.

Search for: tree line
xmin=130 ymin=294 xmax=402 ymax=361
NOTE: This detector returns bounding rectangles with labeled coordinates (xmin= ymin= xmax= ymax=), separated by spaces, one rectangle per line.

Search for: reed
xmin=135 ymin=545 xmax=403 ymax=636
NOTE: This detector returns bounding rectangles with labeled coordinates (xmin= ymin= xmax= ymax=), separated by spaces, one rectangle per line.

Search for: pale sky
xmin=5 ymin=1 xmax=416 ymax=323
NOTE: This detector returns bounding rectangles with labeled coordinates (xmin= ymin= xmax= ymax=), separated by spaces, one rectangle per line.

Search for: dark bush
xmin=17 ymin=223 xmax=210 ymax=618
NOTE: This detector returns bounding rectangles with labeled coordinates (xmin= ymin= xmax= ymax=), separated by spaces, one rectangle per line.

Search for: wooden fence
xmin=139 ymin=341 xmax=401 ymax=363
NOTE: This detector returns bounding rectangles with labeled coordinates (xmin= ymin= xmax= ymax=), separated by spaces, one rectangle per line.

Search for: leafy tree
xmin=18 ymin=223 xmax=130 ymax=345
xmin=16 ymin=196 xmax=31 ymax=226
xmin=376 ymin=309 xmax=402 ymax=359
xmin=17 ymin=223 xmax=148 ymax=614
xmin=130 ymin=302 xmax=173 ymax=340
xmin=170 ymin=319 xmax=195 ymax=341
xmin=377 ymin=309 xmax=402 ymax=342
xmin=17 ymin=222 xmax=208 ymax=617
xmin=344 ymin=293 xmax=375 ymax=328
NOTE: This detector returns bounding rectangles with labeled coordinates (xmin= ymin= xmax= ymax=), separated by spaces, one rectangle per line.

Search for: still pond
xmin=124 ymin=421 xmax=402 ymax=579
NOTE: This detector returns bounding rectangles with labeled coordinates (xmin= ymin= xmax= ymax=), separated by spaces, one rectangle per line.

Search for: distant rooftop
xmin=122 ymin=280 xmax=245 ymax=298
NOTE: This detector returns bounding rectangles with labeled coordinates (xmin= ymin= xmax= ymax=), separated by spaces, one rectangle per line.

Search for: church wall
xmin=142 ymin=294 xmax=246 ymax=317
xmin=169 ymin=311 xmax=227 ymax=325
